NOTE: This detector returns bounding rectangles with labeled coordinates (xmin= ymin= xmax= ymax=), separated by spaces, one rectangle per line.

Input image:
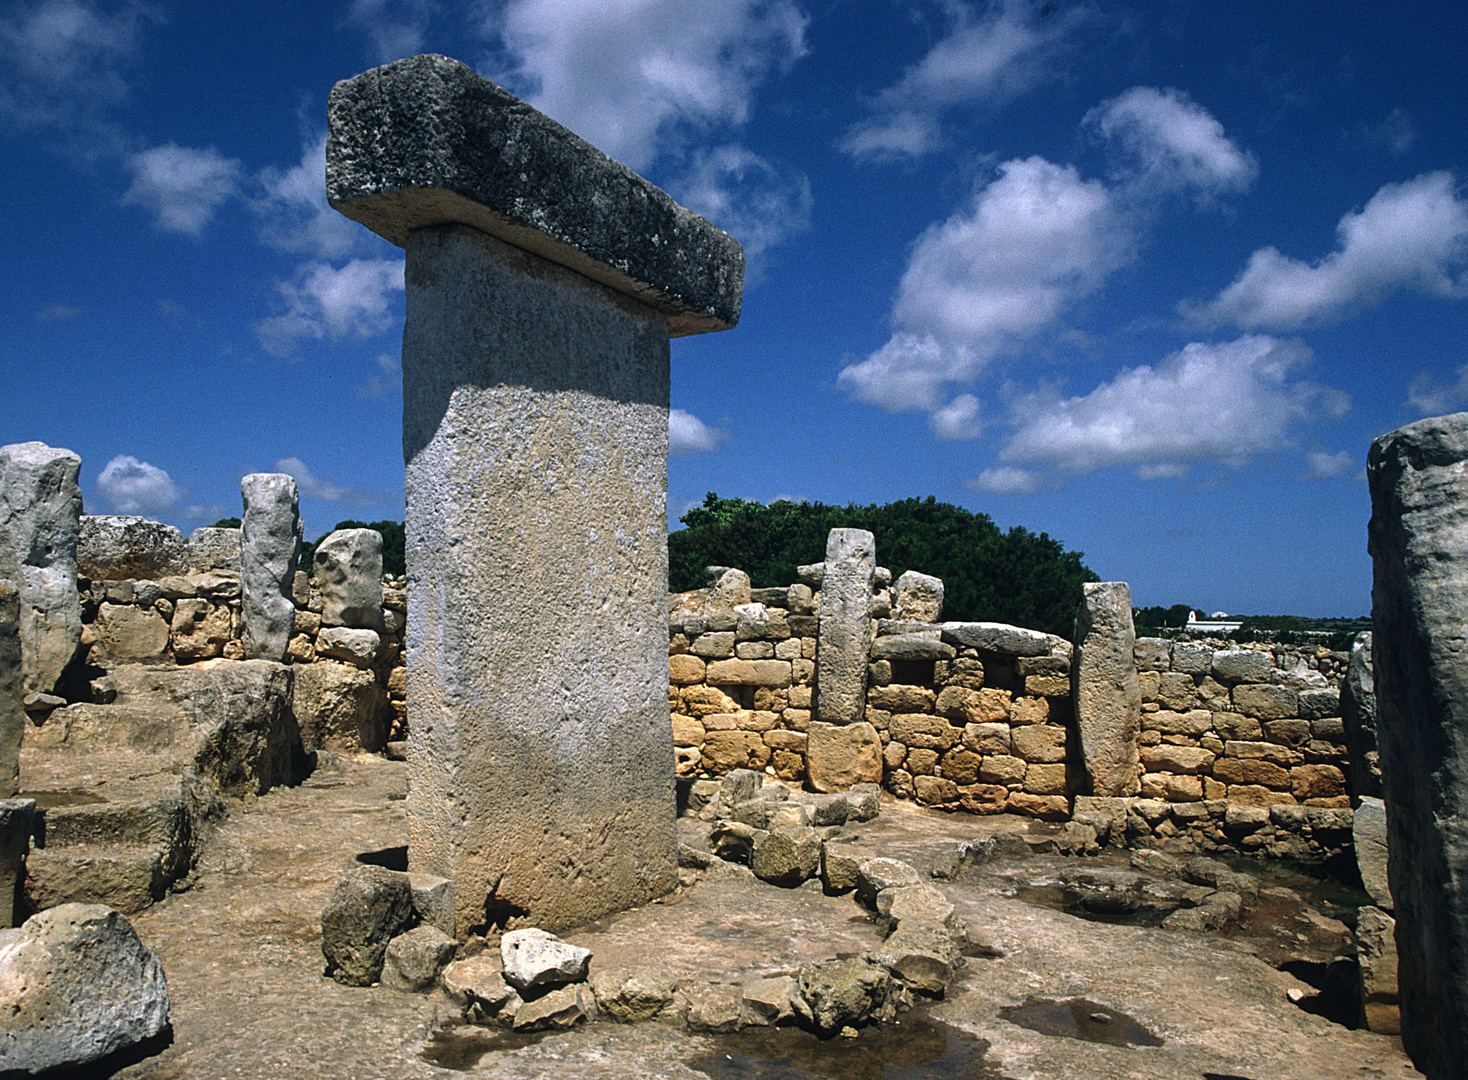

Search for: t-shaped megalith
xmin=328 ymin=54 xmax=743 ymax=935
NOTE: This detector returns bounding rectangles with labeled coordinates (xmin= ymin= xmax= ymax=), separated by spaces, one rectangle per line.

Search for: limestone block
xmin=501 ymin=927 xmax=591 ymax=993
xmin=701 ymin=731 xmax=770 ymax=774
xmin=980 ymin=755 xmax=1026 ymax=786
xmin=751 ymin=826 xmax=822 ymax=886
xmin=239 ymin=474 xmax=300 ymax=662
xmin=1024 ymin=674 xmax=1069 ymax=697
xmin=1213 ymin=758 xmax=1291 ymax=789
xmin=736 ymin=641 xmax=774 ymax=660
xmin=0 ymin=584 xmax=20 ymax=798
xmin=1171 ymin=641 xmax=1214 ymax=675
xmin=1140 ymin=744 xmax=1215 ymax=774
xmin=888 ymin=713 xmax=956 ymax=752
xmin=1262 ymin=718 xmax=1311 ymax=745
xmin=806 ymin=721 xmax=881 ymax=793
xmin=1210 ymin=648 xmax=1272 ymax=684
xmin=1132 ymin=637 xmax=1169 ymax=671
xmin=77 ymin=516 xmax=186 ymax=580
xmin=1357 ymin=905 xmax=1400 ymax=1034
xmin=322 ymin=866 xmax=414 ymax=986
xmin=382 ymin=924 xmax=458 ymax=992
xmin=938 ymin=747 xmax=981 ymax=785
xmin=293 ymin=660 xmax=387 ymax=753
xmin=871 ymin=684 xmax=936 ymax=713
xmin=92 ymin=603 xmax=170 ymax=663
xmin=1023 ymin=763 xmax=1069 ymax=795
xmin=1072 ymin=582 xmax=1141 ymax=797
xmin=590 ymin=969 xmax=677 ymax=1023
xmin=670 ymin=653 xmax=708 ymax=686
xmin=1232 ymin=684 xmax=1298 ymax=719
xmin=186 ymin=526 xmax=240 ymax=574
xmin=705 ymin=658 xmax=791 ymax=687
xmin=0 ymin=442 xmax=81 ymax=695
xmin=870 ymin=633 xmax=954 ymax=661
xmin=1012 ymin=724 xmax=1067 ymax=764
xmin=1141 ymin=772 xmax=1203 ymax=801
xmin=328 ymin=54 xmax=742 ymax=335
xmin=169 ymin=598 xmax=233 ymax=661
xmin=1342 ymin=631 xmax=1381 ymax=799
xmin=1144 ymin=709 xmax=1213 ymax=736
xmin=690 ymin=631 xmax=735 ymax=658
xmin=0 ymin=904 xmax=169 ymax=1074
xmin=914 ymin=774 xmax=959 ymax=805
xmin=1156 ymin=672 xmax=1200 ymax=710
xmin=1007 ymin=791 xmax=1071 ymax=820
xmin=794 ymin=957 xmax=890 ymax=1035
xmin=1297 ymin=686 xmax=1340 ymax=721
xmin=315 ymin=626 xmax=381 ymax=669
xmin=313 ymin=528 xmax=384 ymax=630
xmin=1354 ymin=797 xmax=1392 ymax=910
xmin=906 ymin=748 xmax=938 ymax=775
xmin=1290 ymin=764 xmax=1345 ymax=800
xmin=962 ymin=722 xmax=1010 ymax=755
xmin=891 ymin=571 xmax=943 ymax=622
xmin=815 ymin=529 xmax=875 ymax=724
xmin=1007 ymin=696 xmax=1048 ymax=726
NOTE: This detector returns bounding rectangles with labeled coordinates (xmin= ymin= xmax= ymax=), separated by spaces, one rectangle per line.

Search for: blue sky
xmin=2 ymin=0 xmax=1465 ymax=618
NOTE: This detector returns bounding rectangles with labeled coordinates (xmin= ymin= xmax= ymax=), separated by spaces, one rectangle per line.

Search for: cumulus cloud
xmin=274 ymin=457 xmax=381 ymax=505
xmin=1405 ymin=363 xmax=1468 ymax=416
xmin=1085 ymin=86 xmax=1257 ymax=199
xmin=838 ymin=0 xmax=1089 ymax=159
xmin=256 ymin=258 xmax=405 ymax=356
xmin=1302 ymin=449 xmax=1355 ymax=480
xmin=1192 ymin=171 xmax=1468 ymax=329
xmin=667 ymin=144 xmax=810 ymax=266
xmin=356 ymin=352 xmax=401 ymax=400
xmin=96 ymin=454 xmax=182 ymax=514
xmin=343 ymin=0 xmax=434 ymax=63
xmin=966 ymin=465 xmax=1040 ymax=495
xmin=839 ymin=156 xmax=1131 ymax=411
xmin=252 ymin=133 xmax=366 ymax=259
xmin=929 ymin=394 xmax=984 ymax=440
xmin=997 ymin=335 xmax=1350 ymax=478
xmin=121 ymin=143 xmax=242 ymax=235
xmin=669 ymin=408 xmax=727 ymax=455
xmin=481 ymin=0 xmax=807 ymax=171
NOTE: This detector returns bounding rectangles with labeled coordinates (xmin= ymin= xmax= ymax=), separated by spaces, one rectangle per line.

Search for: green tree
xmin=669 ymin=493 xmax=1097 ymax=639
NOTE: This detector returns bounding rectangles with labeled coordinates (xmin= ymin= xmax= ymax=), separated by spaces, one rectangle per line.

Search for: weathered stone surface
xmin=93 ymin=602 xmax=170 ymax=661
xmin=680 ymin=981 xmax=743 ymax=1033
xmin=1367 ymin=412 xmax=1468 ymax=1077
xmin=750 ymin=826 xmax=822 ymax=887
xmin=0 ymin=584 xmax=20 ymax=798
xmin=939 ymin=621 xmax=1051 ymax=656
xmin=870 ymin=633 xmax=954 ymax=661
xmin=239 ymin=473 xmax=300 ymax=662
xmin=794 ymin=957 xmax=890 ymax=1034
xmin=741 ymin=976 xmax=798 ymax=1027
xmin=1211 ymin=648 xmax=1272 ymax=684
xmin=314 ymin=528 xmax=384 ymax=630
xmin=327 ymin=54 xmax=742 ymax=336
xmin=856 ymin=858 xmax=922 ymax=909
xmin=869 ymin=916 xmax=961 ymax=996
xmin=512 ymin=983 xmax=595 ymax=1031
xmin=186 ymin=526 xmax=240 ymax=574
xmin=441 ymin=952 xmax=514 ymax=1013
xmin=170 ymin=598 xmax=233 ymax=661
xmin=1354 ymin=796 xmax=1392 ymax=910
xmin=1072 ymin=582 xmax=1140 ymax=797
xmin=394 ymin=222 xmax=677 ymax=936
xmin=0 ymin=903 xmax=169 ymax=1074
xmin=315 ymin=625 xmax=381 ymax=668
xmin=501 ymin=927 xmax=591 ymax=992
xmin=589 ymin=969 xmax=677 ymax=1022
xmin=77 ymin=516 xmax=187 ymax=580
xmin=705 ymin=658 xmax=791 ymax=687
xmin=293 ymin=660 xmax=387 ymax=753
xmin=892 ymin=571 xmax=943 ymax=622
xmin=1342 ymin=631 xmax=1381 ymax=799
xmin=321 ymin=864 xmax=414 ymax=986
xmin=1356 ymin=905 xmax=1400 ymax=1035
xmin=0 ymin=799 xmax=33 ymax=926
xmin=381 ymin=924 xmax=457 ymax=992
xmin=815 ymin=529 xmax=874 ymax=724
xmin=805 ymin=721 xmax=881 ymax=792
xmin=0 ymin=442 xmax=81 ymax=695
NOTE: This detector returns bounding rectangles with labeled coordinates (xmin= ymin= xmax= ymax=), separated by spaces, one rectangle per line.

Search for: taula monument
xmin=326 ymin=54 xmax=743 ymax=936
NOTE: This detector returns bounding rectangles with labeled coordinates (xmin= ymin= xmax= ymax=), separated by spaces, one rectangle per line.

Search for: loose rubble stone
xmin=680 ymin=981 xmax=744 ymax=1033
xmin=314 ymin=528 xmax=384 ymax=630
xmin=1357 ymin=905 xmax=1400 ymax=1035
xmin=856 ymin=858 xmax=922 ymax=909
xmin=441 ymin=953 xmax=515 ymax=1016
xmin=239 ymin=473 xmax=300 ymax=662
xmin=501 ymin=927 xmax=591 ymax=993
xmin=512 ymin=983 xmax=595 ymax=1031
xmin=751 ymin=826 xmax=822 ymax=887
xmin=0 ymin=903 xmax=169 ymax=1074
xmin=741 ymin=976 xmax=798 ymax=1026
xmin=321 ymin=865 xmax=414 ymax=986
xmin=891 ymin=571 xmax=944 ymax=622
xmin=381 ymin=924 xmax=457 ymax=992
xmin=589 ymin=969 xmax=677 ymax=1022
xmin=869 ymin=917 xmax=962 ymax=996
xmin=815 ymin=529 xmax=875 ymax=724
xmin=1073 ymin=582 xmax=1141 ymax=797
xmin=795 ymin=957 xmax=891 ymax=1034
xmin=1368 ymin=412 xmax=1468 ymax=1077
xmin=0 ymin=442 xmax=82 ymax=695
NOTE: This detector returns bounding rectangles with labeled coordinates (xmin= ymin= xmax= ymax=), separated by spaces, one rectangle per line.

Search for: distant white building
xmin=1187 ymin=610 xmax=1243 ymax=633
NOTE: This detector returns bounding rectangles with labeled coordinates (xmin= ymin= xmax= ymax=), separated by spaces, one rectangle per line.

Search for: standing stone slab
xmin=815 ymin=529 xmax=875 ymax=725
xmin=239 ymin=474 xmax=300 ymax=662
xmin=0 ymin=442 xmax=81 ymax=696
xmin=1073 ymin=582 xmax=1140 ymax=797
xmin=314 ymin=528 xmax=384 ymax=630
xmin=1367 ymin=412 xmax=1468 ymax=1078
xmin=1342 ymin=631 xmax=1381 ymax=799
xmin=0 ymin=582 xmax=20 ymax=798
xmin=891 ymin=571 xmax=943 ymax=623
xmin=329 ymin=56 xmax=741 ymax=935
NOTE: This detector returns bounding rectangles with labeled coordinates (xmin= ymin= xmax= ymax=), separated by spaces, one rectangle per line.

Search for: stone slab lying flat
xmin=327 ymin=53 xmax=743 ymax=337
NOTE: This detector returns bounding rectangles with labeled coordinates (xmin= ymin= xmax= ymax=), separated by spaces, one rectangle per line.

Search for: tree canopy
xmin=669 ymin=493 xmax=1097 ymax=639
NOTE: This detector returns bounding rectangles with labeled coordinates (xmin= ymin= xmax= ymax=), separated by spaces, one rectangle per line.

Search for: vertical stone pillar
xmin=240 ymin=474 xmax=300 ymax=662
xmin=0 ymin=442 xmax=81 ymax=696
xmin=1341 ymin=631 xmax=1381 ymax=800
xmin=1072 ymin=582 xmax=1141 ymax=797
xmin=1367 ymin=413 xmax=1468 ymax=1079
xmin=314 ymin=528 xmax=384 ymax=630
xmin=0 ymin=582 xmax=21 ymax=798
xmin=808 ymin=528 xmax=881 ymax=792
xmin=328 ymin=55 xmax=742 ymax=935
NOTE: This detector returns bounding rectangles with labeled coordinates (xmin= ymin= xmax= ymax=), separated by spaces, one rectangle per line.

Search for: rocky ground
xmin=80 ymin=755 xmax=1422 ymax=1080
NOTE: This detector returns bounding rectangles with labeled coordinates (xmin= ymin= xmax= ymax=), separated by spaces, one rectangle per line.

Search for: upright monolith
xmin=314 ymin=528 xmax=383 ymax=630
xmin=328 ymin=54 xmax=743 ymax=934
xmin=0 ymin=442 xmax=81 ymax=695
xmin=0 ymin=582 xmax=21 ymax=797
xmin=1073 ymin=582 xmax=1141 ymax=797
xmin=1367 ymin=412 xmax=1468 ymax=1079
xmin=240 ymin=474 xmax=300 ymax=662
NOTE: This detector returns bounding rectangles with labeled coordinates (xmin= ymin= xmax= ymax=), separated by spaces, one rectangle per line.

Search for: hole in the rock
xmin=998 ymin=997 xmax=1163 ymax=1047
xmin=1009 ymin=885 xmax=1175 ymax=927
xmin=1277 ymin=958 xmax=1361 ymax=1028
xmin=24 ymin=788 xmax=106 ymax=810
xmin=689 ymin=1018 xmax=1008 ymax=1080
xmin=417 ymin=1022 xmax=544 ymax=1071
xmin=356 ymin=845 xmax=408 ymax=871
xmin=468 ymin=894 xmax=531 ymax=937
xmin=889 ymin=659 xmax=935 ymax=687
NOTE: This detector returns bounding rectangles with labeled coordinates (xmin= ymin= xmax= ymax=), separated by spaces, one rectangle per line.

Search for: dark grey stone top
xmin=327 ymin=54 xmax=743 ymax=337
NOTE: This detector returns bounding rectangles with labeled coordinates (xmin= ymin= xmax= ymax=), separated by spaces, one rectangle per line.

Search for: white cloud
xmin=252 ymin=133 xmax=367 ymax=259
xmin=966 ymin=465 xmax=1040 ymax=495
xmin=838 ymin=0 xmax=1089 ymax=159
xmin=1085 ymin=86 xmax=1257 ymax=199
xmin=1303 ymin=449 xmax=1355 ymax=480
xmin=35 ymin=303 xmax=83 ymax=321
xmin=840 ymin=156 xmax=1132 ymax=411
xmin=121 ymin=143 xmax=242 ymax=235
xmin=998 ymin=335 xmax=1350 ymax=478
xmin=667 ymin=144 xmax=810 ymax=265
xmin=929 ymin=394 xmax=983 ymax=440
xmin=256 ymin=258 xmax=405 ymax=356
xmin=273 ymin=457 xmax=381 ymax=505
xmin=669 ymin=407 xmax=727 ymax=455
xmin=481 ymin=0 xmax=807 ymax=170
xmin=1406 ymin=364 xmax=1468 ymax=416
xmin=96 ymin=454 xmax=182 ymax=514
xmin=343 ymin=0 xmax=433 ymax=63
xmin=1193 ymin=172 xmax=1468 ymax=329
